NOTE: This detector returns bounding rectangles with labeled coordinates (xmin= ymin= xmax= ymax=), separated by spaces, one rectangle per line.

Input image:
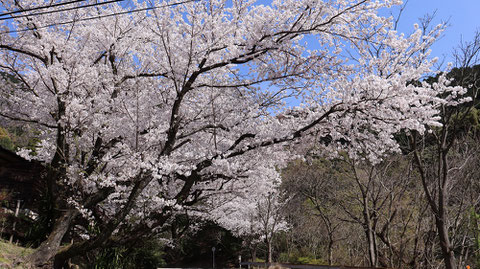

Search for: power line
xmin=0 ymin=0 xmax=124 ymax=21
xmin=0 ymin=0 xmax=195 ymax=35
xmin=0 ymin=0 xmax=87 ymax=17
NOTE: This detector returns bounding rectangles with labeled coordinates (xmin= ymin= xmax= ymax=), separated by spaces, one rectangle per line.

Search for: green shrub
xmin=93 ymin=239 xmax=166 ymax=269
xmin=254 ymin=257 xmax=265 ymax=263
xmin=296 ymin=256 xmax=326 ymax=265
xmin=0 ymin=127 xmax=14 ymax=151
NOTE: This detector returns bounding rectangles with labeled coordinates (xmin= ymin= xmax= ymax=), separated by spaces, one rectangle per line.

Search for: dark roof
xmin=0 ymin=147 xmax=46 ymax=209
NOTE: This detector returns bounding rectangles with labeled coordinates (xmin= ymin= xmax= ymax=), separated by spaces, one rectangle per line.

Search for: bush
xmin=295 ymin=256 xmax=326 ymax=265
xmin=92 ymin=239 xmax=166 ymax=269
xmin=254 ymin=258 xmax=265 ymax=263
xmin=277 ymin=251 xmax=326 ymax=265
xmin=0 ymin=127 xmax=14 ymax=151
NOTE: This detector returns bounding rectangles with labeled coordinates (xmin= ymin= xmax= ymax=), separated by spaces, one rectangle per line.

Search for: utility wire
xmin=0 ymin=0 xmax=87 ymax=17
xmin=0 ymin=0 xmax=124 ymax=21
xmin=0 ymin=0 xmax=195 ymax=35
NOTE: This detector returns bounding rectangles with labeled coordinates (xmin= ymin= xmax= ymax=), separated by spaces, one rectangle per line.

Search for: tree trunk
xmin=366 ymin=228 xmax=377 ymax=267
xmin=266 ymin=238 xmax=273 ymax=263
xmin=435 ymin=209 xmax=456 ymax=269
xmin=251 ymin=244 xmax=257 ymax=262
xmin=25 ymin=209 xmax=78 ymax=267
xmin=362 ymin=196 xmax=377 ymax=267
xmin=436 ymin=149 xmax=456 ymax=269
xmin=327 ymin=237 xmax=333 ymax=266
xmin=53 ymin=178 xmax=152 ymax=267
xmin=411 ymin=133 xmax=457 ymax=269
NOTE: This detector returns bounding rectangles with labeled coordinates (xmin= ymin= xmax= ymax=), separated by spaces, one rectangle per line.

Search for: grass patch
xmin=0 ymin=239 xmax=34 ymax=268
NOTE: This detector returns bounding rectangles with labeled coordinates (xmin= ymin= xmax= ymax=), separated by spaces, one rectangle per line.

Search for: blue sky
xmin=251 ymin=0 xmax=479 ymax=66
xmin=390 ymin=0 xmax=480 ymax=65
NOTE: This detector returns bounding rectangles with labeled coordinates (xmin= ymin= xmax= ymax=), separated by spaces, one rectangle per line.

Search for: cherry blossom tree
xmin=0 ymin=0 xmax=457 ymax=266
xmin=211 ymin=174 xmax=287 ymax=263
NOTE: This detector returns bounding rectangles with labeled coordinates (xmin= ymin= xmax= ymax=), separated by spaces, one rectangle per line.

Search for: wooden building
xmin=0 ymin=147 xmax=46 ymax=209
xmin=0 ymin=147 xmax=47 ymax=242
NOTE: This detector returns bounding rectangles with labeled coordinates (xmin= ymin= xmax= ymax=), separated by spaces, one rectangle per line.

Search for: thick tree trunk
xmin=25 ymin=209 xmax=78 ymax=267
xmin=25 ymin=186 xmax=116 ymax=267
xmin=53 ymin=177 xmax=153 ymax=267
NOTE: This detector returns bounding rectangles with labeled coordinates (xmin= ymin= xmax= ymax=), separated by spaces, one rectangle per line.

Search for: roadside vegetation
xmin=0 ymin=240 xmax=34 ymax=268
